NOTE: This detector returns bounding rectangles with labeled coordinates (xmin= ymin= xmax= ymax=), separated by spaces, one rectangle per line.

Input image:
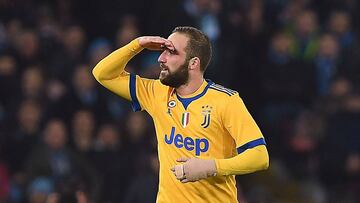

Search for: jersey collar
xmin=175 ymin=79 xmax=213 ymax=110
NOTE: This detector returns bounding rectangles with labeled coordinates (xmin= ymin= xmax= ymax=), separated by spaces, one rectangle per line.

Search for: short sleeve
xmin=129 ymin=74 xmax=158 ymax=115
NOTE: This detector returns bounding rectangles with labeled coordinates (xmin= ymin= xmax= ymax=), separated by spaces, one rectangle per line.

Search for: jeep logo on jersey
xmin=164 ymin=127 xmax=209 ymax=156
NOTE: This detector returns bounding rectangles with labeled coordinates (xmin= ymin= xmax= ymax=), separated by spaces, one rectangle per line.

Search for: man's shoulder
xmin=142 ymin=78 xmax=173 ymax=96
xmin=207 ymin=82 xmax=238 ymax=97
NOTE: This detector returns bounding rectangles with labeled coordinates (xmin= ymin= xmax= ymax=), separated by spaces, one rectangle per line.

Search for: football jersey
xmin=129 ymin=74 xmax=265 ymax=203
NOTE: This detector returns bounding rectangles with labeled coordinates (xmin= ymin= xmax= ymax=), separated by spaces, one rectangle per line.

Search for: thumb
xmin=177 ymin=157 xmax=190 ymax=162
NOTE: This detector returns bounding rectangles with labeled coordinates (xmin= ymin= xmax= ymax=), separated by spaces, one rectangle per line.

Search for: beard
xmin=159 ymin=60 xmax=189 ymax=88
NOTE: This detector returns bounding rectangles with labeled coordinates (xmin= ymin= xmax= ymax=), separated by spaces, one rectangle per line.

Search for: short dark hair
xmin=172 ymin=26 xmax=212 ymax=72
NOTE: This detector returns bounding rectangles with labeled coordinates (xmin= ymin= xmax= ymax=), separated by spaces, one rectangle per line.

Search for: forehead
xmin=167 ymin=32 xmax=189 ymax=53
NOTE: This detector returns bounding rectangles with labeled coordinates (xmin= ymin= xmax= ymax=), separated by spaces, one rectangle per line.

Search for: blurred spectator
xmin=0 ymin=23 xmax=7 ymax=51
xmin=5 ymin=99 xmax=43 ymax=203
xmin=123 ymin=152 xmax=159 ymax=203
xmin=314 ymin=34 xmax=340 ymax=95
xmin=20 ymin=66 xmax=45 ymax=101
xmin=124 ymin=112 xmax=154 ymax=174
xmin=259 ymin=32 xmax=316 ymax=156
xmin=227 ymin=0 xmax=269 ymax=107
xmin=4 ymin=19 xmax=23 ymax=49
xmin=71 ymin=109 xmax=95 ymax=158
xmin=5 ymin=99 xmax=42 ymax=175
xmin=319 ymin=83 xmax=360 ymax=202
xmin=69 ymin=64 xmax=107 ymax=119
xmin=13 ymin=30 xmax=40 ymax=67
xmin=288 ymin=10 xmax=320 ymax=61
xmin=0 ymin=54 xmax=18 ymax=128
xmin=115 ymin=15 xmax=140 ymax=48
xmin=62 ymin=26 xmax=86 ymax=60
xmin=315 ymin=77 xmax=353 ymax=116
xmin=43 ymin=79 xmax=68 ymax=120
xmin=125 ymin=112 xmax=152 ymax=151
xmin=88 ymin=38 xmax=111 ymax=67
xmin=93 ymin=124 xmax=131 ymax=203
xmin=25 ymin=119 xmax=99 ymax=203
xmin=286 ymin=110 xmax=324 ymax=179
xmin=262 ymin=32 xmax=316 ymax=103
xmin=182 ymin=0 xmax=221 ymax=43
xmin=277 ymin=0 xmax=311 ymax=26
xmin=328 ymin=10 xmax=354 ymax=50
xmin=27 ymin=177 xmax=54 ymax=203
xmin=49 ymin=25 xmax=86 ymax=82
xmin=327 ymin=10 xmax=360 ymax=87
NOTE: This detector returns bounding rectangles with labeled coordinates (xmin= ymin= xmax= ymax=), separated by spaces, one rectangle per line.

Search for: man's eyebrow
xmin=164 ymin=46 xmax=177 ymax=54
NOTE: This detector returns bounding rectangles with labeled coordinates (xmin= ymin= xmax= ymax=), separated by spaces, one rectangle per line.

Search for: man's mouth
xmin=160 ymin=64 xmax=169 ymax=73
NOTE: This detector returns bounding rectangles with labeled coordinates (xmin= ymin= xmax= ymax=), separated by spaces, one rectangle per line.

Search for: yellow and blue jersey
xmin=129 ymin=74 xmax=265 ymax=203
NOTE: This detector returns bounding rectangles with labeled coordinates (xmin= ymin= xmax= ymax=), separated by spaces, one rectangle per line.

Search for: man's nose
xmin=158 ymin=51 xmax=167 ymax=63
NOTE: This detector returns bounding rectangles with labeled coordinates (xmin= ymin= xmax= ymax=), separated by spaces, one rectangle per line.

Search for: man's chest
xmin=157 ymin=97 xmax=221 ymax=131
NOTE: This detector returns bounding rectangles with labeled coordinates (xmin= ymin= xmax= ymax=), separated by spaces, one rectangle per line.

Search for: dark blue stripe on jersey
xmin=209 ymin=87 xmax=232 ymax=96
xmin=177 ymin=81 xmax=213 ymax=110
xmin=129 ymin=74 xmax=141 ymax=111
xmin=237 ymin=138 xmax=266 ymax=154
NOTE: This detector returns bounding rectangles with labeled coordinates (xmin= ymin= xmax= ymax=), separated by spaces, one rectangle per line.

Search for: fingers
xmin=138 ymin=36 xmax=173 ymax=51
xmin=171 ymin=158 xmax=197 ymax=183
xmin=147 ymin=36 xmax=174 ymax=51
xmin=164 ymin=40 xmax=175 ymax=51
xmin=172 ymin=164 xmax=185 ymax=180
xmin=177 ymin=157 xmax=190 ymax=162
xmin=152 ymin=37 xmax=168 ymax=44
xmin=181 ymin=178 xmax=191 ymax=183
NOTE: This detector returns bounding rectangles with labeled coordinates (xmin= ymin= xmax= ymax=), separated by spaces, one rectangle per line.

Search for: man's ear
xmin=189 ymin=57 xmax=200 ymax=70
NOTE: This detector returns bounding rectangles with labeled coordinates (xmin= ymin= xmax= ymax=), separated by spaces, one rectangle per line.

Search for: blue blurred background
xmin=0 ymin=0 xmax=359 ymax=202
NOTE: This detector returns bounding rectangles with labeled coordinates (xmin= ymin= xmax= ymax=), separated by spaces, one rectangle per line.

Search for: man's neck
xmin=176 ymin=76 xmax=204 ymax=97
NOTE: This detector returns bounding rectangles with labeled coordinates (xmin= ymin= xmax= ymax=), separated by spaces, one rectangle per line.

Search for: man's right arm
xmin=92 ymin=39 xmax=144 ymax=100
xmin=92 ymin=36 xmax=174 ymax=102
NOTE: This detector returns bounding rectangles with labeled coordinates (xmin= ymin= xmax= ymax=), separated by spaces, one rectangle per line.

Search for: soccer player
xmin=93 ymin=26 xmax=269 ymax=203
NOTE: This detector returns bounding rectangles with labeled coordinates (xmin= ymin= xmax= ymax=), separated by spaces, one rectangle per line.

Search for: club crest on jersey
xmin=181 ymin=112 xmax=190 ymax=128
xmin=201 ymin=105 xmax=212 ymax=128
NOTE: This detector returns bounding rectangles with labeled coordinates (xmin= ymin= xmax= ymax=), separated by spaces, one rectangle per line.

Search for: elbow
xmin=261 ymin=152 xmax=270 ymax=170
xmin=259 ymin=146 xmax=270 ymax=171
xmin=92 ymin=65 xmax=102 ymax=82
xmin=253 ymin=145 xmax=269 ymax=172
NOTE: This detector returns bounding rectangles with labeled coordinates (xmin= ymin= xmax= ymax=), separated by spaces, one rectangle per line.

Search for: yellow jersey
xmin=130 ymin=74 xmax=265 ymax=203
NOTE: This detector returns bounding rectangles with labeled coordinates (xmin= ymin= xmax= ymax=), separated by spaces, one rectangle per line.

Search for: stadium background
xmin=0 ymin=0 xmax=359 ymax=202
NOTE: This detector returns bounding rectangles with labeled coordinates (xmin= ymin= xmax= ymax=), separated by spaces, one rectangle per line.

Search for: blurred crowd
xmin=0 ymin=0 xmax=359 ymax=203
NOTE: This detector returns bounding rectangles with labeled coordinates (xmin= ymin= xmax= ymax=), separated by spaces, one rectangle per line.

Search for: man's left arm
xmin=215 ymin=94 xmax=269 ymax=175
xmin=172 ymin=94 xmax=269 ymax=182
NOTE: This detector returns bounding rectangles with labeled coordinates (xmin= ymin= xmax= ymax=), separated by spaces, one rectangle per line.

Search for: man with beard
xmin=93 ymin=26 xmax=269 ymax=203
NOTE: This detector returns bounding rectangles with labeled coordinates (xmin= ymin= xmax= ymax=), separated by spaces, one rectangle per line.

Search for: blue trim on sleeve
xmin=237 ymin=138 xmax=266 ymax=154
xmin=176 ymin=80 xmax=213 ymax=110
xmin=129 ymin=74 xmax=141 ymax=112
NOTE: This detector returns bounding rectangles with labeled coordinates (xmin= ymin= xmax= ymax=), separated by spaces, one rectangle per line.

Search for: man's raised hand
xmin=137 ymin=36 xmax=174 ymax=51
